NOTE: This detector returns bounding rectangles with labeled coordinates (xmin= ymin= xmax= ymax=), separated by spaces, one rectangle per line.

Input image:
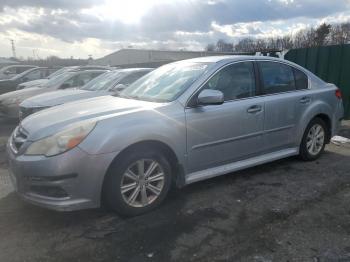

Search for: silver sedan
xmin=7 ymin=56 xmax=344 ymax=216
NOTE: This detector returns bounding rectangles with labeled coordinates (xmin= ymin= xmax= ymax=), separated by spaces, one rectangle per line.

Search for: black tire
xmin=299 ymin=117 xmax=328 ymax=161
xmin=103 ymin=148 xmax=172 ymax=216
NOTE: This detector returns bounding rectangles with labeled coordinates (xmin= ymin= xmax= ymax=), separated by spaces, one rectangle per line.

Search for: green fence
xmin=285 ymin=44 xmax=350 ymax=119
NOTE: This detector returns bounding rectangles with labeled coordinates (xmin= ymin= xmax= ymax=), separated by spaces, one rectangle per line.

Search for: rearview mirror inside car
xmin=60 ymin=83 xmax=71 ymax=89
xmin=110 ymin=83 xmax=127 ymax=93
xmin=197 ymin=89 xmax=224 ymax=106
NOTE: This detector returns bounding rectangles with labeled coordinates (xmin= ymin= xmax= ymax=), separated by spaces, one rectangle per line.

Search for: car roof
xmin=180 ymin=55 xmax=286 ymax=64
xmin=71 ymin=69 xmax=109 ymax=74
xmin=4 ymin=65 xmax=37 ymax=68
xmin=117 ymin=68 xmax=153 ymax=73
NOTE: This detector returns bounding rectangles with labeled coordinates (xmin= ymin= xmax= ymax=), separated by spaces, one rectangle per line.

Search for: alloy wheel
xmin=120 ymin=159 xmax=165 ymax=208
xmin=306 ymin=123 xmax=325 ymax=156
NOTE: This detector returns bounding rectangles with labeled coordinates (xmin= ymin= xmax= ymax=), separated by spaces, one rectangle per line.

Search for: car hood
xmin=20 ymin=79 xmax=48 ymax=88
xmin=0 ymin=87 xmax=51 ymax=106
xmin=20 ymin=89 xmax=111 ymax=107
xmin=20 ymin=96 xmax=163 ymax=141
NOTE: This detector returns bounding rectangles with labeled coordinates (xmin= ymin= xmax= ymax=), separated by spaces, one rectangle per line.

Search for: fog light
xmin=30 ymin=185 xmax=69 ymax=198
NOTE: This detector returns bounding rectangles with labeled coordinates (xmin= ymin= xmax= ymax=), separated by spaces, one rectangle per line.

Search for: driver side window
xmin=203 ymin=62 xmax=256 ymax=101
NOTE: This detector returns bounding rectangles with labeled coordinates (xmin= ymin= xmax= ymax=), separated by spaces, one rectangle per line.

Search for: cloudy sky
xmin=0 ymin=0 xmax=349 ymax=59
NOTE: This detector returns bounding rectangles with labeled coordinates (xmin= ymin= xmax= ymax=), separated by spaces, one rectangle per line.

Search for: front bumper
xmin=0 ymin=103 xmax=19 ymax=119
xmin=7 ymin=141 xmax=117 ymax=211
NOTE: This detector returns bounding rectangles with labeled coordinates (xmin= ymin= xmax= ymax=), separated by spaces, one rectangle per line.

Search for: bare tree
xmin=314 ymin=23 xmax=331 ymax=46
xmin=205 ymin=43 xmax=215 ymax=52
xmin=329 ymin=22 xmax=350 ymax=45
xmin=216 ymin=39 xmax=234 ymax=52
xmin=205 ymin=21 xmax=350 ymax=53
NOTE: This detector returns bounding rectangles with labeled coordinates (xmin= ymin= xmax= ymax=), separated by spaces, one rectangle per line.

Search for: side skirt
xmin=185 ymin=148 xmax=299 ymax=185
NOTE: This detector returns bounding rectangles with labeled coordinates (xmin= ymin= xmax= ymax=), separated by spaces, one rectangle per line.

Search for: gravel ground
xmin=0 ymin=119 xmax=349 ymax=262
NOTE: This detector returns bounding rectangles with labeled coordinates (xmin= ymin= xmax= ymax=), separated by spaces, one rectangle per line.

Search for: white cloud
xmin=0 ymin=0 xmax=349 ymax=59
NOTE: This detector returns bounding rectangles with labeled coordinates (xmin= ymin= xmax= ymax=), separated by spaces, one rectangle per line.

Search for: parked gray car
xmin=19 ymin=68 xmax=153 ymax=120
xmin=7 ymin=56 xmax=344 ymax=216
xmin=16 ymin=67 xmax=76 ymax=90
xmin=0 ymin=69 xmax=107 ymax=119
xmin=0 ymin=65 xmax=37 ymax=80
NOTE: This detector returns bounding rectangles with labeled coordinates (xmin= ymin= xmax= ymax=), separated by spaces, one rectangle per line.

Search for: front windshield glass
xmin=47 ymin=67 xmax=71 ymax=79
xmin=11 ymin=68 xmax=33 ymax=80
xmin=81 ymin=71 xmax=124 ymax=91
xmin=42 ymin=72 xmax=74 ymax=88
xmin=119 ymin=62 xmax=210 ymax=102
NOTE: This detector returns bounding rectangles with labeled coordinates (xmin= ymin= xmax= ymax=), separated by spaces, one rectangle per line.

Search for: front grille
xmin=19 ymin=106 xmax=34 ymax=120
xmin=19 ymin=106 xmax=46 ymax=121
xmin=11 ymin=126 xmax=28 ymax=153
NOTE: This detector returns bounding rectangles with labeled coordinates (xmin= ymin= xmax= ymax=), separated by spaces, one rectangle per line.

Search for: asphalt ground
xmin=0 ymin=118 xmax=349 ymax=262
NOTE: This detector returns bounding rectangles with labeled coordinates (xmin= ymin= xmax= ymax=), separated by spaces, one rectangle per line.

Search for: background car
xmin=0 ymin=67 xmax=55 ymax=94
xmin=0 ymin=69 xmax=107 ymax=119
xmin=16 ymin=67 xmax=76 ymax=90
xmin=0 ymin=65 xmax=38 ymax=80
xmin=16 ymin=66 xmax=115 ymax=90
xmin=19 ymin=68 xmax=153 ymax=120
xmin=6 ymin=56 xmax=344 ymax=216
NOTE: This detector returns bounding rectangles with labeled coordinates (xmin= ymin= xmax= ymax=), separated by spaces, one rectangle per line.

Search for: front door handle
xmin=300 ymin=96 xmax=311 ymax=104
xmin=247 ymin=105 xmax=262 ymax=114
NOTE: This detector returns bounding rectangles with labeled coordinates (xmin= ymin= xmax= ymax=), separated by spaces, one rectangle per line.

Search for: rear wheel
xmin=299 ymin=118 xmax=327 ymax=161
xmin=103 ymin=148 xmax=172 ymax=216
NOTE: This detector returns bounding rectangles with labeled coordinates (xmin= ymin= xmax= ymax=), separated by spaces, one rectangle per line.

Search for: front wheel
xmin=103 ymin=149 xmax=172 ymax=216
xmin=299 ymin=118 xmax=327 ymax=161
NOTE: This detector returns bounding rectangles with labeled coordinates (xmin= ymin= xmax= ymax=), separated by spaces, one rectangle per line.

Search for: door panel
xmin=185 ymin=98 xmax=265 ymax=173
xmin=185 ymin=61 xmax=265 ymax=173
xmin=263 ymin=92 xmax=298 ymax=150
xmin=258 ymin=61 xmax=307 ymax=151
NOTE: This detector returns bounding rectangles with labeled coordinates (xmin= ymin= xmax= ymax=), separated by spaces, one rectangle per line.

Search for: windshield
xmin=47 ymin=67 xmax=72 ymax=79
xmin=11 ymin=68 xmax=34 ymax=80
xmin=119 ymin=62 xmax=210 ymax=102
xmin=42 ymin=72 xmax=74 ymax=88
xmin=81 ymin=71 xmax=123 ymax=91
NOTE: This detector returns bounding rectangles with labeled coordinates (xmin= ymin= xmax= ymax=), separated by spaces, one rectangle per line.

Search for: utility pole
xmin=10 ymin=39 xmax=16 ymax=58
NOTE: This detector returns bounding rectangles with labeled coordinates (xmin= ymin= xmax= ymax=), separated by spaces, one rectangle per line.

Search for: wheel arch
xmin=101 ymin=140 xmax=186 ymax=204
xmin=313 ymin=113 xmax=332 ymax=143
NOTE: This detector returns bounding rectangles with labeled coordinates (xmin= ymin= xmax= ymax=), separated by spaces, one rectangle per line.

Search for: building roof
xmin=92 ymin=48 xmax=252 ymax=67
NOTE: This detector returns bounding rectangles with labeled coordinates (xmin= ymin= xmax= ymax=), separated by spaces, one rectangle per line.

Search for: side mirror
xmin=110 ymin=83 xmax=127 ymax=93
xmin=4 ymin=70 xmax=11 ymax=75
xmin=60 ymin=83 xmax=71 ymax=89
xmin=197 ymin=89 xmax=224 ymax=106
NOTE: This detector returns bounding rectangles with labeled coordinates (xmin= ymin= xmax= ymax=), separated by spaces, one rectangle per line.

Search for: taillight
xmin=335 ymin=89 xmax=342 ymax=99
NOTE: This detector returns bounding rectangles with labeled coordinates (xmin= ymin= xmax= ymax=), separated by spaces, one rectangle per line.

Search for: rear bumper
xmin=7 ymin=141 xmax=117 ymax=211
xmin=332 ymin=100 xmax=345 ymax=137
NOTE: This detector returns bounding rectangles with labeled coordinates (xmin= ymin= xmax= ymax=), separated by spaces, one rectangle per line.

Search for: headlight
xmin=25 ymin=121 xmax=96 ymax=156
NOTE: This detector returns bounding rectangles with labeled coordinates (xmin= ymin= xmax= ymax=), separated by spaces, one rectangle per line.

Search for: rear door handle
xmin=247 ymin=105 xmax=262 ymax=114
xmin=300 ymin=96 xmax=311 ymax=104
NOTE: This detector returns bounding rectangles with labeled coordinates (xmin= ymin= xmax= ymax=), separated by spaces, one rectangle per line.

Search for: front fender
xmin=78 ymin=103 xmax=187 ymax=167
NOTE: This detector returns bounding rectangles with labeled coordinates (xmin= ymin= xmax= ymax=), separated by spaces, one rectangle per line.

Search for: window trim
xmin=255 ymin=60 xmax=310 ymax=97
xmin=185 ymin=59 xmax=311 ymax=108
xmin=186 ymin=60 xmax=259 ymax=108
xmin=292 ymin=67 xmax=309 ymax=91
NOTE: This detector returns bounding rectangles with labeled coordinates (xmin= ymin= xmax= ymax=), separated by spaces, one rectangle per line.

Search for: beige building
xmin=92 ymin=49 xmax=243 ymax=68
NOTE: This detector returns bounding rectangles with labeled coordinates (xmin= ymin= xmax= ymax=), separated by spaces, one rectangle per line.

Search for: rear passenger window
xmin=293 ymin=68 xmax=308 ymax=90
xmin=259 ymin=62 xmax=295 ymax=94
xmin=203 ymin=62 xmax=256 ymax=101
